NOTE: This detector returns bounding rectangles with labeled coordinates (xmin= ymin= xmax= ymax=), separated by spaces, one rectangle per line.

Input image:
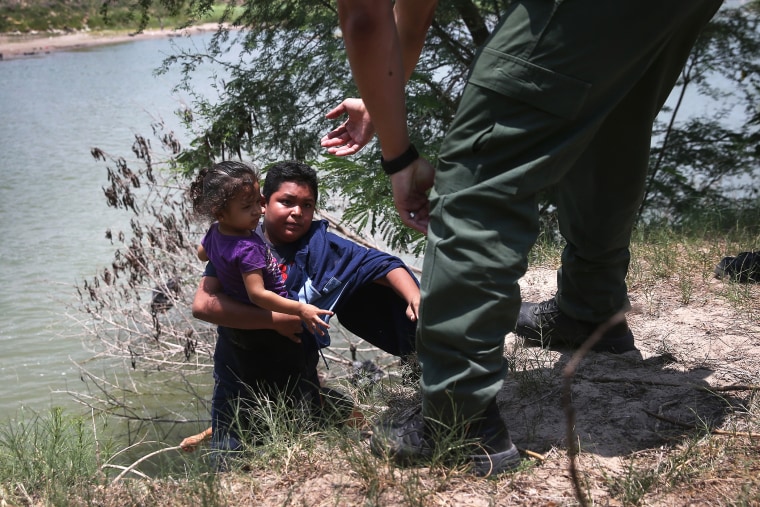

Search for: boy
xmin=187 ymin=160 xmax=420 ymax=458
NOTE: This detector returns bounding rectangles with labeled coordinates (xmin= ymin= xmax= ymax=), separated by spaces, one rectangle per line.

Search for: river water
xmin=0 ymin=34 xmax=214 ymax=418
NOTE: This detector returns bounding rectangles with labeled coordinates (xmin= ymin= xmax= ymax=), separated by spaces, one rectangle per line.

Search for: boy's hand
xmin=272 ymin=313 xmax=305 ymax=343
xmin=406 ymin=295 xmax=420 ymax=323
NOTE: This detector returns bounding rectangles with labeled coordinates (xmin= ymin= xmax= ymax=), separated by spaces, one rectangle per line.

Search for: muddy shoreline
xmin=0 ymin=23 xmax=225 ymax=61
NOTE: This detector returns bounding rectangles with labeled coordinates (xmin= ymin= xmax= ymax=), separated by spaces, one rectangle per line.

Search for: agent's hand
xmin=390 ymin=157 xmax=435 ymax=234
xmin=321 ymin=98 xmax=375 ymax=156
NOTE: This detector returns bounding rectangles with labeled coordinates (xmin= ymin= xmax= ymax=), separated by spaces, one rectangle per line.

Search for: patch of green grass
xmin=0 ymin=0 xmax=231 ymax=34
xmin=0 ymin=407 xmax=111 ymax=504
xmin=505 ymin=343 xmax=556 ymax=399
xmin=607 ymin=433 xmax=760 ymax=506
xmin=607 ymin=436 xmax=709 ymax=505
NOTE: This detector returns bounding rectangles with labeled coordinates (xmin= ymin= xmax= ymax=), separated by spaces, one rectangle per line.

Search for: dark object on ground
xmin=714 ymin=251 xmax=760 ymax=283
xmin=351 ymin=359 xmax=385 ymax=387
xmin=150 ymin=277 xmax=181 ymax=314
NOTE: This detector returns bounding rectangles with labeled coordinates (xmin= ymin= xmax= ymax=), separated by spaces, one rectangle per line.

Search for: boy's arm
xmin=192 ymin=275 xmax=303 ymax=342
xmin=379 ymin=266 xmax=420 ymax=322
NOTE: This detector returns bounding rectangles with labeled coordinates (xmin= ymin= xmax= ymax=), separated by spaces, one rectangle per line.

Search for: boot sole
xmin=469 ymin=442 xmax=521 ymax=477
xmin=516 ymin=326 xmax=637 ymax=354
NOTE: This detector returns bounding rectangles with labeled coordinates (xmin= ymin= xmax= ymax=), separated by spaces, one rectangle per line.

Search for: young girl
xmin=189 ymin=161 xmax=332 ymax=336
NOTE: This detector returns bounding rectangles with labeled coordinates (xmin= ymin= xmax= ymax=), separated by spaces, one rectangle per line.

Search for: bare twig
xmin=643 ymin=409 xmax=760 ymax=438
xmin=110 ymin=445 xmax=183 ymax=483
xmin=519 ymin=448 xmax=547 ymax=461
xmin=318 ymin=210 xmax=422 ymax=276
xmin=703 ymin=384 xmax=760 ymax=392
xmin=562 ymin=311 xmax=628 ymax=507
xmin=103 ymin=464 xmax=151 ymax=481
xmin=90 ymin=408 xmax=106 ymax=481
xmin=15 ymin=482 xmax=33 ymax=505
xmin=577 ymin=376 xmax=760 ymax=393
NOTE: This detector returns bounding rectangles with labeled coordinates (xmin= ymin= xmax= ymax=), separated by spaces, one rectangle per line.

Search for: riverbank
xmin=0 ymin=23 xmax=225 ymax=61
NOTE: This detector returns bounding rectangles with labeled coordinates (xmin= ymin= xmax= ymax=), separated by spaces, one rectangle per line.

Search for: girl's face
xmin=217 ymin=183 xmax=263 ymax=236
xmin=261 ymin=181 xmax=316 ymax=246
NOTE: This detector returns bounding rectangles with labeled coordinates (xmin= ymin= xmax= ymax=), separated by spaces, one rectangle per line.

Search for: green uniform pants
xmin=418 ymin=0 xmax=722 ymax=423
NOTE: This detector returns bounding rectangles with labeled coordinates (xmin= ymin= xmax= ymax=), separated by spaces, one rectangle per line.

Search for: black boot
xmin=370 ymin=400 xmax=521 ymax=477
xmin=515 ymin=296 xmax=636 ymax=353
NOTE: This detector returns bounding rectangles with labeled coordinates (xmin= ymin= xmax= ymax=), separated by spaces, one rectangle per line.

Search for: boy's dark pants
xmin=417 ymin=0 xmax=722 ymax=422
xmin=210 ymin=328 xmax=321 ymax=453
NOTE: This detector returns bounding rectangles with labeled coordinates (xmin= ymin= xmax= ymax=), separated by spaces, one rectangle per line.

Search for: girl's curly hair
xmin=189 ymin=161 xmax=260 ymax=221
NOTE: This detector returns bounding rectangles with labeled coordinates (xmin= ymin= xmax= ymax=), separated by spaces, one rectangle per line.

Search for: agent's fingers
xmin=400 ymin=207 xmax=429 ymax=234
xmin=324 ymin=103 xmax=347 ymax=119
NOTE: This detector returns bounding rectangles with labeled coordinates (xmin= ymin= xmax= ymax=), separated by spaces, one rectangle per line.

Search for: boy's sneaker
xmin=515 ymin=297 xmax=636 ymax=353
xmin=370 ymin=406 xmax=432 ymax=463
xmin=370 ymin=403 xmax=521 ymax=477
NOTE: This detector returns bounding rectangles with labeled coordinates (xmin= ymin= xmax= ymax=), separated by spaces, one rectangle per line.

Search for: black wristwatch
xmin=380 ymin=144 xmax=419 ymax=175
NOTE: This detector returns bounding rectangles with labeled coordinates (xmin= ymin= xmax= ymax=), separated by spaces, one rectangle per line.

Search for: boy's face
xmin=262 ymin=181 xmax=316 ymax=246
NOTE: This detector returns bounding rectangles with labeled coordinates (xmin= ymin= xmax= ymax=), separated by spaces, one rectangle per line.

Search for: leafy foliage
xmin=0 ymin=407 xmax=106 ymax=503
xmin=153 ymin=0 xmax=514 ymax=251
xmin=643 ymin=5 xmax=760 ymax=223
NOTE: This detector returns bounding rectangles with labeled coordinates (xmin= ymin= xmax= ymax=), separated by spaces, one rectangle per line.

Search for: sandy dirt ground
xmin=491 ymin=265 xmax=760 ymax=504
xmin=243 ymin=264 xmax=759 ymax=507
xmin=0 ymin=24 xmax=222 ymax=61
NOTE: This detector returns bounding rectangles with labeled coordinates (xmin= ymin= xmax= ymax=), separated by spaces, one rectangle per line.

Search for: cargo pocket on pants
xmin=469 ymin=48 xmax=590 ymax=121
